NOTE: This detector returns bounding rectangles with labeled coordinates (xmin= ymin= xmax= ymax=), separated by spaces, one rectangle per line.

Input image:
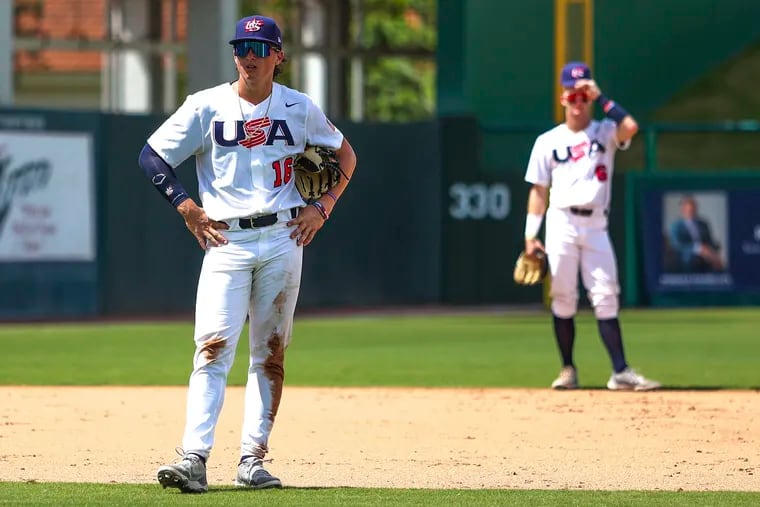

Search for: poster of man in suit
xmin=662 ymin=192 xmax=727 ymax=274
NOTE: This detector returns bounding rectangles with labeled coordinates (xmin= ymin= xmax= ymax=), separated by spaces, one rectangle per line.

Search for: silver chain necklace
xmin=236 ymin=84 xmax=274 ymax=123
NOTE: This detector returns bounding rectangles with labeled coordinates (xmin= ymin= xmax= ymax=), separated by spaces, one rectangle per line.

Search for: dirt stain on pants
xmin=264 ymin=332 xmax=285 ymax=421
xmin=199 ymin=335 xmax=226 ymax=363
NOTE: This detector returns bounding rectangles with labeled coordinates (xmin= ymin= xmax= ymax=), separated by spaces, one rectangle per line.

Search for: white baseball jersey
xmin=148 ymin=82 xmax=344 ymax=221
xmin=524 ymin=119 xmax=629 ymax=210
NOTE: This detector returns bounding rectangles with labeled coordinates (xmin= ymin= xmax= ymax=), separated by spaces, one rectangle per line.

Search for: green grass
xmin=0 ymin=483 xmax=758 ymax=506
xmin=1 ymin=307 xmax=758 ymax=388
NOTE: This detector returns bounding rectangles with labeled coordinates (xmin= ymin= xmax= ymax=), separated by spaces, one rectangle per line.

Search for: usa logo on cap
xmin=245 ymin=18 xmax=263 ymax=32
xmin=560 ymin=61 xmax=591 ymax=87
xmin=230 ymin=15 xmax=283 ymax=47
xmin=571 ymin=67 xmax=586 ymax=78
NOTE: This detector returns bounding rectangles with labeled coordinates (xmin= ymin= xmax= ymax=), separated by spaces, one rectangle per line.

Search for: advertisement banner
xmin=641 ymin=188 xmax=760 ymax=294
xmin=0 ymin=131 xmax=95 ymax=261
xmin=726 ymin=190 xmax=760 ymax=288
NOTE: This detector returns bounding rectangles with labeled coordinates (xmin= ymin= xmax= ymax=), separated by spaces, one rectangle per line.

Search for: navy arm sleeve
xmin=138 ymin=144 xmax=190 ymax=208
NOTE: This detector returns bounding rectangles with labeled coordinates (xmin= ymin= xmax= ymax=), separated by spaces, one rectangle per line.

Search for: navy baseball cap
xmin=560 ymin=61 xmax=592 ymax=87
xmin=229 ymin=15 xmax=282 ymax=48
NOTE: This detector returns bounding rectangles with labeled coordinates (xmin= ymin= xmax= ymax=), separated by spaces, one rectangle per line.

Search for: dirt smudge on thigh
xmin=199 ymin=335 xmax=226 ymax=362
xmin=273 ymin=290 xmax=287 ymax=314
xmin=264 ymin=332 xmax=285 ymax=420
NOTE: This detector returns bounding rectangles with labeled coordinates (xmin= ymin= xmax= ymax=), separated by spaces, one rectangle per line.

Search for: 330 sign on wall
xmin=448 ymin=182 xmax=511 ymax=220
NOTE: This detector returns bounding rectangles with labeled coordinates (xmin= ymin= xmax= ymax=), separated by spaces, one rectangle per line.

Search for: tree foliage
xmin=360 ymin=0 xmax=437 ymax=121
xmin=365 ymin=58 xmax=435 ymax=121
xmin=360 ymin=0 xmax=437 ymax=51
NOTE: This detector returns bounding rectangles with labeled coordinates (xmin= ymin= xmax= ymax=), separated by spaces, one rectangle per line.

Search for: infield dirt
xmin=1 ymin=386 xmax=758 ymax=491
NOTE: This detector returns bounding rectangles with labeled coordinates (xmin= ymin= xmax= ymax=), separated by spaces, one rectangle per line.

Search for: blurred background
xmin=1 ymin=0 xmax=759 ymax=320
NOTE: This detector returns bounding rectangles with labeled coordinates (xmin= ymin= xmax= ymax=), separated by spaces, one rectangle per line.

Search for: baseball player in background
xmin=138 ymin=14 xmax=357 ymax=493
xmin=522 ymin=61 xmax=660 ymax=391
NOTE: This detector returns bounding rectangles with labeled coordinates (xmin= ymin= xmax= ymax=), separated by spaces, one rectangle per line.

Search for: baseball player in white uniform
xmin=138 ymin=14 xmax=357 ymax=493
xmin=523 ymin=61 xmax=659 ymax=391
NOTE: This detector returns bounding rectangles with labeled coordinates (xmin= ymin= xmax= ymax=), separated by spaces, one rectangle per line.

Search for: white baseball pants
xmin=181 ymin=219 xmax=302 ymax=460
xmin=545 ymin=207 xmax=620 ymax=319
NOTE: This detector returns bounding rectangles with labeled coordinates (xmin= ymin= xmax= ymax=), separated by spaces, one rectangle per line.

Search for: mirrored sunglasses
xmin=233 ymin=40 xmax=277 ymax=58
xmin=565 ymin=92 xmax=590 ymax=104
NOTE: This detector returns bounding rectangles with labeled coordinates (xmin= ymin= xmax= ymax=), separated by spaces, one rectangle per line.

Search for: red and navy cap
xmin=229 ymin=15 xmax=282 ymax=48
xmin=560 ymin=61 xmax=592 ymax=87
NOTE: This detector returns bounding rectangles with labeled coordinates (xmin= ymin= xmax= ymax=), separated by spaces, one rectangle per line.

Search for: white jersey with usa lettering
xmin=147 ymin=81 xmax=343 ymax=221
xmin=524 ymin=118 xmax=628 ymax=211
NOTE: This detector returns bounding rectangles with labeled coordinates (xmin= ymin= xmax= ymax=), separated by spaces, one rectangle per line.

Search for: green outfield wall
xmin=0 ymin=109 xmax=612 ymax=318
xmin=2 ymin=109 xmax=756 ymax=318
xmin=438 ymin=0 xmax=760 ymax=127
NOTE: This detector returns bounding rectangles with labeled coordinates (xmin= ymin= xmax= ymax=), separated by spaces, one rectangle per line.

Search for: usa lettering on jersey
xmin=552 ymin=139 xmax=606 ymax=163
xmin=212 ymin=119 xmax=295 ymax=148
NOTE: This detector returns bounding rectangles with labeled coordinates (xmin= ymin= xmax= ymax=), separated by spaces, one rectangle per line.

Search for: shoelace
xmin=241 ymin=457 xmax=274 ymax=466
xmin=172 ymin=447 xmax=202 ymax=464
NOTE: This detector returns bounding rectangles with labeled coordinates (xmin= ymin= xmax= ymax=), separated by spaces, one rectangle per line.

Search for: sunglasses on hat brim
xmin=233 ymin=40 xmax=280 ymax=58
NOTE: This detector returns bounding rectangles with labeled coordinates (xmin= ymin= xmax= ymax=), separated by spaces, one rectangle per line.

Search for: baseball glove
xmin=293 ymin=145 xmax=345 ymax=202
xmin=513 ymin=250 xmax=549 ymax=286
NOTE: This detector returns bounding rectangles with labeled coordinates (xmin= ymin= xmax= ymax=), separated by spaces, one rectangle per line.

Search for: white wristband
xmin=524 ymin=213 xmax=544 ymax=239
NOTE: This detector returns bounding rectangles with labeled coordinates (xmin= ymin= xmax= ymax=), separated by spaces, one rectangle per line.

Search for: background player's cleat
xmin=157 ymin=452 xmax=208 ymax=493
xmin=551 ymin=366 xmax=579 ymax=389
xmin=234 ymin=458 xmax=283 ymax=489
xmin=607 ymin=368 xmax=661 ymax=391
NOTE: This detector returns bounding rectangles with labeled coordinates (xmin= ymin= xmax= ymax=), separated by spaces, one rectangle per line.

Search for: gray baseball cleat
xmin=551 ymin=365 xmax=579 ymax=389
xmin=234 ymin=457 xmax=283 ymax=489
xmin=607 ymin=367 xmax=661 ymax=391
xmin=157 ymin=452 xmax=208 ymax=493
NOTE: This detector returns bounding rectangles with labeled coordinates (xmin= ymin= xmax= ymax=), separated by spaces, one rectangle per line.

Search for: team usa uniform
xmin=522 ymin=61 xmax=660 ymax=392
xmin=143 ymin=14 xmax=356 ymax=493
